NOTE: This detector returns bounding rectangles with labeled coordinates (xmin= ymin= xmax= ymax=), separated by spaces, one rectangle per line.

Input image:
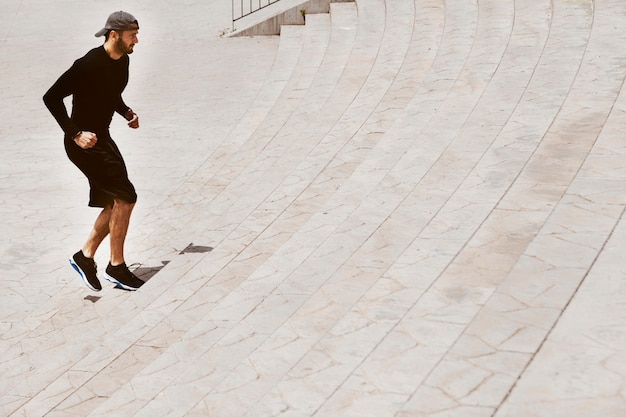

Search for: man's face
xmin=115 ymin=29 xmax=139 ymax=55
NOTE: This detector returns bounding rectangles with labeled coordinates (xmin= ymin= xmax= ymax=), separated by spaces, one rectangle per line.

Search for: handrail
xmin=232 ymin=0 xmax=283 ymax=27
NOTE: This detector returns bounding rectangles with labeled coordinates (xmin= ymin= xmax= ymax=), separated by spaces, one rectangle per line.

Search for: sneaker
xmin=104 ymin=263 xmax=144 ymax=291
xmin=69 ymin=251 xmax=102 ymax=292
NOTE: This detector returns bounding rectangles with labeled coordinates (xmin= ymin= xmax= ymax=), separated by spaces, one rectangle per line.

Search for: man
xmin=43 ymin=11 xmax=144 ymax=291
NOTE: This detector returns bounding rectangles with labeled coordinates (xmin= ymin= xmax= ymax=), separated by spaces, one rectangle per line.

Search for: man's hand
xmin=124 ymin=108 xmax=139 ymax=129
xmin=74 ymin=131 xmax=98 ymax=149
xmin=127 ymin=113 xmax=139 ymax=129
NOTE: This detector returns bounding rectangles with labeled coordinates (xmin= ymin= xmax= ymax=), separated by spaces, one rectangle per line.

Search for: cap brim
xmin=94 ymin=28 xmax=107 ymax=37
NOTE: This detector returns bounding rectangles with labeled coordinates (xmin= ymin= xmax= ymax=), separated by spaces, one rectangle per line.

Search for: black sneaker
xmin=104 ymin=263 xmax=144 ymax=291
xmin=69 ymin=251 xmax=102 ymax=292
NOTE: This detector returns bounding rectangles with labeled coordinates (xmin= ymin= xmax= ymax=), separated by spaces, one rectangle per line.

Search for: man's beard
xmin=115 ymin=38 xmax=134 ymax=55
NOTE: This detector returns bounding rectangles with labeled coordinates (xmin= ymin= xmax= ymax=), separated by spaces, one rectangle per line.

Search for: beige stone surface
xmin=2 ymin=0 xmax=625 ymax=416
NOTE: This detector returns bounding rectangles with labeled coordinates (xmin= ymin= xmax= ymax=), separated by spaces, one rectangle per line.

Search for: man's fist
xmin=127 ymin=113 xmax=139 ymax=129
xmin=124 ymin=108 xmax=139 ymax=129
xmin=74 ymin=131 xmax=97 ymax=149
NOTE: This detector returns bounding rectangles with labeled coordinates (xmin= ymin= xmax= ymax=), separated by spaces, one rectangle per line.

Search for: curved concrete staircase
xmin=3 ymin=0 xmax=626 ymax=416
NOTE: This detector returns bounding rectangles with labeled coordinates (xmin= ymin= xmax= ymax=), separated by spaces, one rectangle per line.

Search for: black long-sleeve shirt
xmin=43 ymin=46 xmax=131 ymax=139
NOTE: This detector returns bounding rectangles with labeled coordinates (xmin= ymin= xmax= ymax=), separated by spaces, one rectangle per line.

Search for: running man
xmin=43 ymin=11 xmax=145 ymax=291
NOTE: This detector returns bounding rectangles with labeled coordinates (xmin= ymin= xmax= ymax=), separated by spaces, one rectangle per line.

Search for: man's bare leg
xmin=104 ymin=199 xmax=144 ymax=290
xmin=82 ymin=205 xmax=113 ymax=258
xmin=109 ymin=199 xmax=135 ymax=266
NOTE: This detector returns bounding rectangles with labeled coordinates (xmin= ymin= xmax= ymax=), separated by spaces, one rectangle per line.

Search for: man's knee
xmin=113 ymin=198 xmax=135 ymax=210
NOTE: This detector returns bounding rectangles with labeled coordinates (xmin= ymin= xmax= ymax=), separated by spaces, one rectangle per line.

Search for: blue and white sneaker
xmin=69 ymin=251 xmax=102 ymax=292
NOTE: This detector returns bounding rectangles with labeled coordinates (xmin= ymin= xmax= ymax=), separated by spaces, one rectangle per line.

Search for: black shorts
xmin=64 ymin=133 xmax=137 ymax=208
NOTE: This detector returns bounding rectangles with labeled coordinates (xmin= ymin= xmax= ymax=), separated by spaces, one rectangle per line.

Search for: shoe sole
xmin=104 ymin=272 xmax=141 ymax=291
xmin=69 ymin=257 xmax=101 ymax=292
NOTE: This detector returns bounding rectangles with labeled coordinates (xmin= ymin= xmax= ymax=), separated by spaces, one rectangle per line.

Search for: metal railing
xmin=232 ymin=0 xmax=283 ymax=25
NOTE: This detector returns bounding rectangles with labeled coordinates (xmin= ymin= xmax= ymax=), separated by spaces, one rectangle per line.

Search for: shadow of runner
xmin=179 ymin=243 xmax=214 ymax=255
xmin=133 ymin=261 xmax=170 ymax=282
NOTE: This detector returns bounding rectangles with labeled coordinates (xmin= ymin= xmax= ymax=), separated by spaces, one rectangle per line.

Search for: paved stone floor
xmin=1 ymin=0 xmax=626 ymax=416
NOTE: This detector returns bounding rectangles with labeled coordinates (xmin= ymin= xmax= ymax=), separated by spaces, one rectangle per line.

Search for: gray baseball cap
xmin=95 ymin=11 xmax=139 ymax=37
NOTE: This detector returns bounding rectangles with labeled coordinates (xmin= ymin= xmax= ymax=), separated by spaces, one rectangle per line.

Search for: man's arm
xmin=115 ymin=57 xmax=139 ymax=129
xmin=43 ymin=61 xmax=98 ymax=149
xmin=43 ymin=63 xmax=81 ymax=138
